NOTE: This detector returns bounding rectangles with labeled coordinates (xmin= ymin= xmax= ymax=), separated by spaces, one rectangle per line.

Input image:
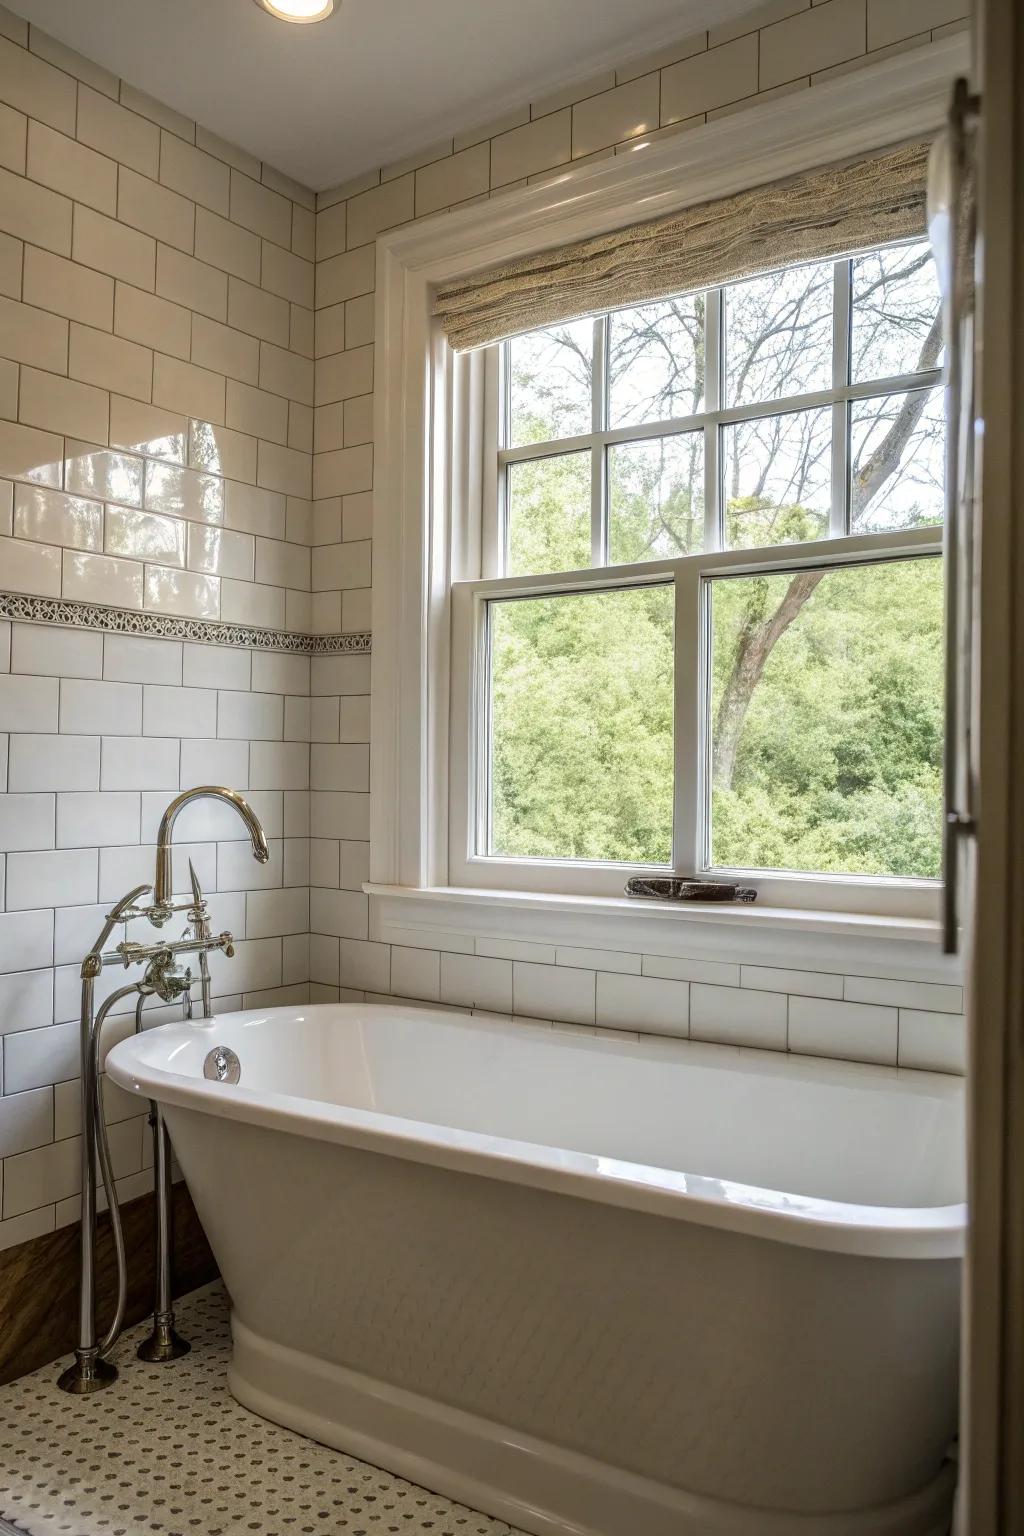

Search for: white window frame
xmin=368 ymin=36 xmax=967 ymax=945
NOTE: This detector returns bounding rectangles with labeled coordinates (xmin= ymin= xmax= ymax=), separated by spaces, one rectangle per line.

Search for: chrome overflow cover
xmin=203 ymin=1046 xmax=240 ymax=1084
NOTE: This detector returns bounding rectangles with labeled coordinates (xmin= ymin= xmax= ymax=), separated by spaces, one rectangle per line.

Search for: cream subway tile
xmin=224 ymin=479 xmax=286 ymax=538
xmin=152 ymin=354 xmax=225 ymax=426
xmin=662 ymin=34 xmax=758 ymax=122
xmin=259 ymin=342 xmax=314 ymax=406
xmin=69 ymin=322 xmax=152 ymax=402
xmin=315 ymin=344 xmax=372 ymax=407
xmin=897 ymin=1009 xmax=965 ymax=1075
xmin=311 ymin=590 xmax=340 ymax=634
xmin=156 ymin=243 xmax=226 ymax=322
xmin=741 ymin=964 xmax=843 ymax=999
xmin=11 ymin=620 xmax=101 ymax=678
xmin=251 ymin=649 xmax=309 ymax=693
xmin=843 ymin=976 xmax=963 ymax=1013
xmin=346 ymin=175 xmax=414 ymax=248
xmin=73 ymin=205 xmax=154 ymax=290
xmin=0 ymin=293 xmax=68 ymax=373
xmin=0 ymin=164 xmax=71 ymax=257
xmin=0 ymin=793 xmax=54 ymax=853
xmin=13 ymin=483 xmax=102 ymax=550
xmin=288 ymin=401 xmax=312 ymax=455
xmin=0 ymin=672 xmax=58 ymax=730
xmin=0 ymin=420 xmax=63 ymax=486
xmin=289 ymin=303 xmax=314 ymax=359
xmin=309 ymin=695 xmax=340 ymax=742
xmin=190 ymin=313 xmax=259 ymax=385
xmin=311 ymin=651 xmax=369 ymax=694
xmin=188 ymin=419 xmax=256 ymax=484
xmin=118 ymin=168 xmax=195 ymax=255
xmin=225 ymin=378 xmax=288 ymax=445
xmin=315 ymin=202 xmax=346 ymax=263
xmin=118 ymin=83 xmax=194 ymax=143
xmin=0 ymin=4 xmax=25 ymax=45
xmin=615 ymin=31 xmax=707 ymax=85
xmin=311 ymin=496 xmax=341 ymax=543
xmin=0 ymin=352 xmax=14 ymax=419
xmin=63 ymin=548 xmax=144 ymax=608
xmin=145 ymin=458 xmax=224 ymax=523
xmin=106 ymin=504 xmax=185 ymax=566
xmin=337 ymin=695 xmax=370 ymax=742
xmin=313 ymin=443 xmax=372 ymax=499
xmin=343 ymin=394 xmax=372 ymax=448
xmin=310 ymin=742 xmax=367 ymax=791
xmin=788 ymin=995 xmax=897 ymax=1066
xmin=381 ymin=137 xmax=454 ymax=184
xmin=143 ymin=564 xmax=219 ymax=618
xmin=759 ymin=0 xmax=866 ymax=86
xmin=491 ymin=110 xmax=571 ymax=188
xmin=316 ymin=245 xmax=374 ymax=310
xmin=261 ymin=241 xmax=314 ymax=308
xmin=60 ymin=677 xmax=141 ymax=735
xmin=291 ymin=204 xmax=315 ymax=263
xmin=229 ymin=170 xmax=291 ymax=249
xmin=596 ymin=970 xmax=689 ymax=1036
xmin=313 ymin=404 xmax=343 ymax=454
xmin=251 ymin=739 xmax=309 ymax=791
xmin=23 ymin=248 xmax=113 ymax=330
xmin=0 ymin=229 xmax=21 ymax=299
xmin=867 ymin=0 xmax=964 ymax=49
xmin=159 ymin=131 xmax=229 ymax=216
xmin=341 ymin=588 xmax=369 ymax=632
xmin=312 ymin=537 xmax=369 ymax=591
xmin=29 ymin=26 xmax=117 ymax=96
xmin=0 ymin=100 xmax=25 ymax=174
xmin=227 ymin=276 xmax=290 ymax=348
xmin=27 ymin=121 xmax=117 ymax=217
xmin=284 ymin=696 xmax=311 ymax=742
xmin=572 ymin=74 xmax=659 ymax=158
xmin=255 ymin=535 xmax=310 ymax=591
xmin=0 ymin=471 xmax=10 ymax=532
xmin=9 ymin=732 xmax=99 ymax=790
xmin=195 ymin=126 xmax=261 ymax=180
xmin=193 ymin=207 xmax=260 ymax=285
xmin=710 ymin=0 xmax=810 ymax=45
xmin=309 ymin=789 xmax=368 ymax=839
xmin=690 ymin=982 xmax=787 ymax=1050
xmin=219 ymin=576 xmax=284 ymax=628
xmin=0 ymin=533 xmax=60 ymax=594
xmin=0 ymin=33 xmax=76 ymax=134
xmin=218 ymin=688 xmax=283 ymax=740
xmin=114 ymin=282 xmax=191 ymax=362
xmin=257 ymin=439 xmax=310 ymax=499
xmin=20 ymin=366 xmax=108 ymax=444
xmin=64 ymin=438 xmax=142 ymax=505
xmin=415 ymin=143 xmax=490 ymax=218
xmin=187 ymin=521 xmax=253 ymax=580
xmin=181 ymin=641 xmax=249 ymax=691
xmin=76 ymin=85 xmax=160 ymax=178
xmin=103 ymin=632 xmax=182 ymax=685
xmin=314 ymin=304 xmax=345 ymax=360
xmin=531 ymin=70 xmax=616 ymax=119
xmin=454 ymin=106 xmax=530 ymax=153
xmin=109 ymin=394 xmax=186 ymax=463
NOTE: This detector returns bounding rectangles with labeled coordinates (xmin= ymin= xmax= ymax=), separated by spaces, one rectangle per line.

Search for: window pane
xmin=489 ymin=586 xmax=674 ymax=863
xmin=851 ymin=240 xmax=943 ymax=384
xmin=608 ymin=295 xmax=705 ymax=427
xmin=723 ymin=406 xmax=831 ymax=548
xmin=708 ymin=558 xmax=943 ymax=878
xmin=508 ymin=320 xmax=593 ymax=447
xmin=850 ymin=388 xmax=945 ymax=533
xmin=609 ymin=433 xmax=704 ymax=563
xmin=506 ymin=452 xmax=591 ymax=576
xmin=725 ymin=261 xmax=833 ymax=407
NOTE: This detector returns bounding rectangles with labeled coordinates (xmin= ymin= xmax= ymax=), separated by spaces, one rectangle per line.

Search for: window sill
xmin=364 ymin=883 xmax=961 ymax=985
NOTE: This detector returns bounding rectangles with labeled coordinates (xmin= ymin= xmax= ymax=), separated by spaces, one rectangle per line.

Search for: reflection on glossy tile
xmin=64 ymin=439 xmax=144 ymax=507
xmin=144 ymin=564 xmax=219 ymax=618
xmin=13 ymin=484 xmax=103 ymax=551
xmin=144 ymin=460 xmax=224 ymax=525
xmin=105 ymin=504 xmax=186 ymax=566
xmin=0 ymin=534 xmax=62 ymax=595
xmin=109 ymin=395 xmax=186 ymax=465
xmin=62 ymin=549 xmax=144 ymax=608
xmin=186 ymin=522 xmax=254 ymax=580
xmin=0 ymin=421 xmax=63 ymax=488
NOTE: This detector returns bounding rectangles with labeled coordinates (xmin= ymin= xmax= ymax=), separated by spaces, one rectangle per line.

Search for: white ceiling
xmin=9 ymin=0 xmax=763 ymax=192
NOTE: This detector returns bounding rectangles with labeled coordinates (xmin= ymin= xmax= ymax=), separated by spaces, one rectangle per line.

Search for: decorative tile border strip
xmin=0 ymin=591 xmax=371 ymax=656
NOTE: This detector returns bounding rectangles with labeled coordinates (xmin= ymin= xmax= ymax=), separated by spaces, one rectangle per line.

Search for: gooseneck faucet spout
xmin=153 ymin=787 xmax=269 ymax=912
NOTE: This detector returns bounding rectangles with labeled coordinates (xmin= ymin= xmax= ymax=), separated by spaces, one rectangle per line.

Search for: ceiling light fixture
xmin=252 ymin=0 xmax=338 ymax=22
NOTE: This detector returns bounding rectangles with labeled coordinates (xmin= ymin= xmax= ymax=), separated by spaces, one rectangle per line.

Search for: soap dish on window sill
xmin=625 ymin=877 xmax=758 ymax=904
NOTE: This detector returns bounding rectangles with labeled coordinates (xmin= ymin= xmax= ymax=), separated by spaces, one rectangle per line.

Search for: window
xmin=451 ymin=240 xmax=945 ymax=909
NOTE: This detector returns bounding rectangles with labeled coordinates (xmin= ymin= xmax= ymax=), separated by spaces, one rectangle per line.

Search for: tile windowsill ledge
xmin=365 ymin=885 xmax=960 ymax=983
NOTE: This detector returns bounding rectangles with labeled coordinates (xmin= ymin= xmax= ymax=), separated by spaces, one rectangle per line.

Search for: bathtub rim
xmin=106 ymin=1003 xmax=966 ymax=1261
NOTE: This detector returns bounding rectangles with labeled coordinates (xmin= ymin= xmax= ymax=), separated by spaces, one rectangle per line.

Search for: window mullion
xmin=591 ymin=315 xmax=608 ymax=564
xmin=672 ymin=560 xmax=703 ymax=876
xmin=830 ymin=259 xmax=852 ymax=537
xmin=703 ymin=288 xmax=723 ymax=552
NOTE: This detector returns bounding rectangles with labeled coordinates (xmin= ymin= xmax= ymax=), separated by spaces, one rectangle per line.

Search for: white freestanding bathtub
xmin=107 ymin=1003 xmax=964 ymax=1536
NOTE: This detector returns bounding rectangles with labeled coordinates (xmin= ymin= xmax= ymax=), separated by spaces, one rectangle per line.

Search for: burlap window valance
xmin=434 ymin=140 xmax=931 ymax=353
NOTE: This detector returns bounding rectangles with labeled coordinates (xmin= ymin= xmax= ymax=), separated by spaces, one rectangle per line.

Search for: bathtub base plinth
xmin=227 ymin=1314 xmax=956 ymax=1536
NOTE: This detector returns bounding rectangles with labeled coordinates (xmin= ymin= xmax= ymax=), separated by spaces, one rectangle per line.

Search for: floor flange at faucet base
xmin=56 ymin=1349 xmax=118 ymax=1395
xmin=136 ymin=1312 xmax=191 ymax=1363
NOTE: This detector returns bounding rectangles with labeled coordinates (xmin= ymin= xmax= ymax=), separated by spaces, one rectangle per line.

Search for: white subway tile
xmin=788 ymin=995 xmax=898 ymax=1066
xmin=897 ymin=1009 xmax=966 ymax=1075
xmin=8 ymin=733 xmax=99 ymax=792
xmin=10 ymin=621 xmax=102 ymax=678
xmin=690 ymin=982 xmax=787 ymax=1050
xmin=843 ymin=976 xmax=963 ymax=1014
xmin=0 ymin=1085 xmax=53 ymax=1157
xmin=556 ymin=944 xmax=640 ymax=975
xmin=141 ymin=683 xmax=217 ymax=738
xmin=641 ymin=953 xmax=741 ymax=986
xmin=0 ymin=673 xmax=59 ymax=732
xmin=514 ymin=961 xmax=595 ymax=1025
xmin=0 ymin=1204 xmax=56 ymax=1253
xmin=390 ymin=946 xmax=440 ymax=1002
xmin=596 ymin=971 xmax=689 ymax=1037
xmin=308 ymin=886 xmax=367 ymax=940
xmin=109 ymin=395 xmax=186 ymax=464
xmin=3 ymin=1019 xmax=77 ymax=1091
xmin=56 ymin=790 xmax=140 ymax=849
xmin=741 ymin=964 xmax=843 ymax=999
xmin=5 ymin=847 xmax=96 ymax=910
xmin=246 ymin=886 xmax=309 ymax=940
xmin=0 ymin=965 xmax=53 ymax=1033
xmin=60 ymin=678 xmax=142 ymax=736
xmin=217 ymin=689 xmax=283 ymax=741
xmin=143 ymin=564 xmax=219 ymax=619
xmin=100 ymin=737 xmax=179 ymax=791
xmin=338 ymin=840 xmax=368 ymax=891
xmin=0 ymin=534 xmax=62 ymax=595
xmin=0 ymin=792 xmax=54 ymax=852
xmin=182 ymin=640 xmax=250 ymax=691
xmin=103 ymin=633 xmax=182 ymax=685
xmin=338 ymin=937 xmax=390 ymax=993
xmin=440 ymin=952 xmax=512 ymax=1013
xmin=14 ymin=484 xmax=102 ymax=552
xmin=0 ymin=910 xmax=53 ymax=974
xmin=106 ymin=505 xmax=186 ymax=567
xmin=63 ymin=550 xmax=144 ymax=609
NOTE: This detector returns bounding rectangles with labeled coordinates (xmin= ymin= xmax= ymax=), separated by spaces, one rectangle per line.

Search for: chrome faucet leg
xmin=137 ymin=1104 xmax=190 ymax=1364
